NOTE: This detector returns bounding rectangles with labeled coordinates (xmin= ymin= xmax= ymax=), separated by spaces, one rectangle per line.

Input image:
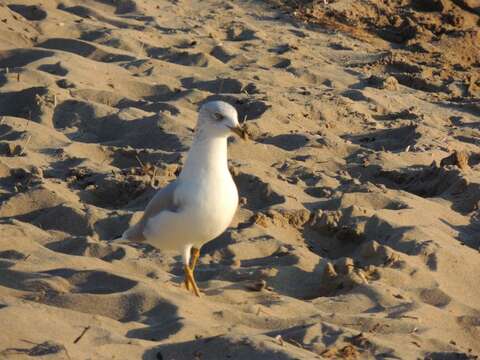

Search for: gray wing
xmin=122 ymin=180 xmax=179 ymax=242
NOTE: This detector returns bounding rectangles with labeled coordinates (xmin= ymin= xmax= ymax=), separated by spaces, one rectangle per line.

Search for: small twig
xmin=355 ymin=269 xmax=369 ymax=284
xmin=23 ymin=254 xmax=30 ymax=261
xmin=3 ymin=340 xmax=71 ymax=359
xmin=150 ymin=166 xmax=158 ymax=188
xmin=218 ymin=77 xmax=224 ymax=94
xmin=399 ymin=315 xmax=419 ymax=320
xmin=255 ymin=306 xmax=273 ymax=317
xmin=20 ymin=135 xmax=32 ymax=156
xmin=24 ymin=111 xmax=32 ymax=130
xmin=73 ymin=326 xmax=91 ymax=344
xmin=135 ymin=155 xmax=145 ymax=168
xmin=24 ymin=134 xmax=32 ymax=146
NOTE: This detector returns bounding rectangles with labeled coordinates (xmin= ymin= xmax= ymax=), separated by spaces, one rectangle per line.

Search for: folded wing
xmin=122 ymin=180 xmax=179 ymax=242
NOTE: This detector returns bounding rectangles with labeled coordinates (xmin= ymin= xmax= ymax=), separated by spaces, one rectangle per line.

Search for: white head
xmin=197 ymin=101 xmax=247 ymax=139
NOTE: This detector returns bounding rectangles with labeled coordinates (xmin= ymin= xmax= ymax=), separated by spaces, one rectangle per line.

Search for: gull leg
xmin=190 ymin=247 xmax=200 ymax=272
xmin=184 ymin=264 xmax=191 ymax=291
xmin=183 ymin=247 xmax=201 ymax=296
xmin=183 ymin=245 xmax=193 ymax=291
xmin=184 ymin=265 xmax=200 ymax=297
xmin=189 ymin=247 xmax=201 ymax=296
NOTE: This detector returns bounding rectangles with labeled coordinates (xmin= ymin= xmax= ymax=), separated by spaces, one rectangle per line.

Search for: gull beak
xmin=228 ymin=125 xmax=248 ymax=140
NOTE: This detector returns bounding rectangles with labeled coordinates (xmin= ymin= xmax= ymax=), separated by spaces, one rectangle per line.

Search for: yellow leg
xmin=183 ymin=247 xmax=201 ymax=296
xmin=184 ymin=265 xmax=200 ymax=297
xmin=190 ymin=247 xmax=200 ymax=271
xmin=184 ymin=265 xmax=191 ymax=291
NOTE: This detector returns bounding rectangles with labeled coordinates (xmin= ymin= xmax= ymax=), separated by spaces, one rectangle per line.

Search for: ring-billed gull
xmin=122 ymin=101 xmax=246 ymax=296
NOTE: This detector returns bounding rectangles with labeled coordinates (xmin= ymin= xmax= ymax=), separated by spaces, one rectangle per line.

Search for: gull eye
xmin=214 ymin=112 xmax=225 ymax=121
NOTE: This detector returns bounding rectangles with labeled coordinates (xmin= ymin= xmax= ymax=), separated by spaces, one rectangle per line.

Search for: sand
xmin=0 ymin=0 xmax=479 ymax=359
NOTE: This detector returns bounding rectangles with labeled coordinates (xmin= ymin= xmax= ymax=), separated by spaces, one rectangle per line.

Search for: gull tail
xmin=120 ymin=222 xmax=146 ymax=243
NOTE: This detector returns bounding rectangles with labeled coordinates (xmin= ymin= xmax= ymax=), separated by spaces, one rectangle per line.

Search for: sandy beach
xmin=0 ymin=0 xmax=479 ymax=359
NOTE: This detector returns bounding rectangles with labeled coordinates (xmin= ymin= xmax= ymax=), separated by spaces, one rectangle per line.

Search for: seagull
xmin=122 ymin=101 xmax=246 ymax=296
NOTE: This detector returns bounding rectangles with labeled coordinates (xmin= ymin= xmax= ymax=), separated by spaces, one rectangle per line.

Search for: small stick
xmin=150 ymin=166 xmax=158 ymax=188
xmin=24 ymin=135 xmax=32 ymax=146
xmin=399 ymin=315 xmax=419 ymax=320
xmin=135 ymin=155 xmax=145 ymax=168
xmin=20 ymin=135 xmax=32 ymax=156
xmin=356 ymin=270 xmax=369 ymax=284
xmin=25 ymin=111 xmax=32 ymax=130
xmin=73 ymin=326 xmax=91 ymax=344
xmin=369 ymin=323 xmax=381 ymax=333
xmin=218 ymin=77 xmax=224 ymax=94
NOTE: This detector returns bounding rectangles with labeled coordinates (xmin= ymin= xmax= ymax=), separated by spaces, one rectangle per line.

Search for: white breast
xmin=176 ymin=168 xmax=238 ymax=245
xmin=143 ymin=134 xmax=239 ymax=251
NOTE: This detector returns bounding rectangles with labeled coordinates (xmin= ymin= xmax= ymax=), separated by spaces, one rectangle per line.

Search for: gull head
xmin=197 ymin=101 xmax=247 ymax=140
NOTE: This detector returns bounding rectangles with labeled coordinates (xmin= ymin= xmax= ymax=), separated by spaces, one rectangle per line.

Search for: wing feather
xmin=122 ymin=180 xmax=179 ymax=242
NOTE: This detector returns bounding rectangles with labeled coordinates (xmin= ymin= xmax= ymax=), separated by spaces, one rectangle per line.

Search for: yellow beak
xmin=228 ymin=125 xmax=248 ymax=140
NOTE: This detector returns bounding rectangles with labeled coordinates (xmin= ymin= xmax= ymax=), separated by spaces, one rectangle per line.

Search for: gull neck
xmin=180 ymin=130 xmax=229 ymax=180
